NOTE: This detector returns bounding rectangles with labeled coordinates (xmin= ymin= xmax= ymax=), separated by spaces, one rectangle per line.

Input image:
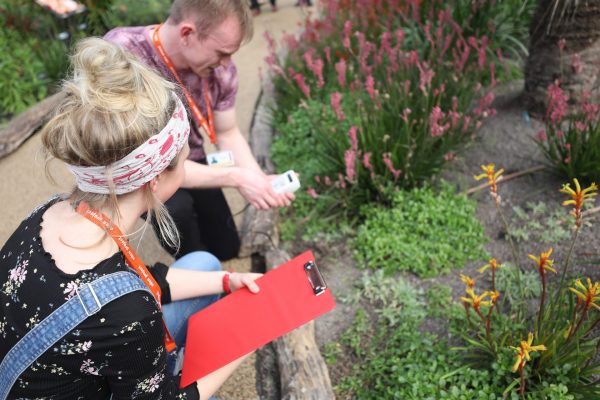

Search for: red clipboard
xmin=179 ymin=250 xmax=336 ymax=387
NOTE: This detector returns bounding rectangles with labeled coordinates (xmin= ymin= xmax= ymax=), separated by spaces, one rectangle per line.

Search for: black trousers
xmin=153 ymin=187 xmax=241 ymax=261
xmin=250 ymin=0 xmax=276 ymax=9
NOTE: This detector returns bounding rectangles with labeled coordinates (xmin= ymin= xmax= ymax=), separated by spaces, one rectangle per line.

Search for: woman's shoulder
xmin=0 ymin=195 xmax=62 ymax=255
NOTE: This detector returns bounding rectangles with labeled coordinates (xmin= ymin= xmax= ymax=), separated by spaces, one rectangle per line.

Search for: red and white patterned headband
xmin=68 ymin=95 xmax=190 ymax=195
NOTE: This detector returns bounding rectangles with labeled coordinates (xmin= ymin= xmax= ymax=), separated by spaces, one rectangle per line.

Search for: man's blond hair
xmin=169 ymin=0 xmax=253 ymax=43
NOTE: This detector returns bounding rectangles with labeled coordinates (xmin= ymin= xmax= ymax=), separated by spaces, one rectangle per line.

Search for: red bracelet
xmin=222 ymin=271 xmax=232 ymax=294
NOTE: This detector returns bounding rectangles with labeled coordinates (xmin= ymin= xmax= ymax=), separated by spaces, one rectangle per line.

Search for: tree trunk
xmin=523 ymin=0 xmax=600 ymax=117
xmin=266 ymin=248 xmax=335 ymax=400
xmin=0 ymin=92 xmax=66 ymax=159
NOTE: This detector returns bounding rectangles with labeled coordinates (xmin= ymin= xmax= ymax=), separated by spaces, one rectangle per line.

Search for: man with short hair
xmin=105 ymin=0 xmax=294 ymax=261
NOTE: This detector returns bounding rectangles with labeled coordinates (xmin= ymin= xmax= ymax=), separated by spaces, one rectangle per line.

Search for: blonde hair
xmin=168 ymin=0 xmax=253 ymax=43
xmin=42 ymin=37 xmax=181 ymax=250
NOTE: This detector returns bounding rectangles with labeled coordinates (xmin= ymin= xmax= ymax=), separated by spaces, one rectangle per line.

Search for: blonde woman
xmin=0 ymin=38 xmax=260 ymax=399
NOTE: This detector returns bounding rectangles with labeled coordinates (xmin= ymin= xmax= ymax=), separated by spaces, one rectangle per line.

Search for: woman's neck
xmin=86 ymin=190 xmax=147 ymax=235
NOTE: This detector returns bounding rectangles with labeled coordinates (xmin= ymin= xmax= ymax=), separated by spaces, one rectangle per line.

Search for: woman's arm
xmin=165 ymin=268 xmax=262 ymax=301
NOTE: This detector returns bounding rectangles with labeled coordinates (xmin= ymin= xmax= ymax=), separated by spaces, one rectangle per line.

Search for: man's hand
xmin=233 ymin=168 xmax=295 ymax=209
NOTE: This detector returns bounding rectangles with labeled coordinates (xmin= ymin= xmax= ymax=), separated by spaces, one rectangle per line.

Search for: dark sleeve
xmin=149 ymin=262 xmax=172 ymax=304
xmin=97 ymin=292 xmax=199 ymax=399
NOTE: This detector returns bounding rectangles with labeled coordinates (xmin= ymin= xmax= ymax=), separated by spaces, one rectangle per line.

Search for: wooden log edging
xmin=242 ymin=84 xmax=335 ymax=399
xmin=0 ymin=92 xmax=66 ymax=159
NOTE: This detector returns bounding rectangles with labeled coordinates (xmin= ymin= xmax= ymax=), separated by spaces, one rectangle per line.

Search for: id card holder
xmin=207 ymin=151 xmax=235 ymax=168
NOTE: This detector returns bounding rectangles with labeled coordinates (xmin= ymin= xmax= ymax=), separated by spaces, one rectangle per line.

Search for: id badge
xmin=207 ymin=151 xmax=235 ymax=168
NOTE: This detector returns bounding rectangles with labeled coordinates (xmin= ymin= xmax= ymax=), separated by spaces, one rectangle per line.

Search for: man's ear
xmin=179 ymin=22 xmax=196 ymax=44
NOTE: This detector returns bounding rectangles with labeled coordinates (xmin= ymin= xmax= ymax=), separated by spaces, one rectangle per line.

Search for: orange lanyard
xmin=152 ymin=23 xmax=217 ymax=145
xmin=76 ymin=201 xmax=176 ymax=352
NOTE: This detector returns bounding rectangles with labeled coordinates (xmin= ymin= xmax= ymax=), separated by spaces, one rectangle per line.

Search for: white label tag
xmin=207 ymin=151 xmax=235 ymax=168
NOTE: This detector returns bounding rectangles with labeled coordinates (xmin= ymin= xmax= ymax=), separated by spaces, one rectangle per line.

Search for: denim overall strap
xmin=0 ymin=271 xmax=152 ymax=400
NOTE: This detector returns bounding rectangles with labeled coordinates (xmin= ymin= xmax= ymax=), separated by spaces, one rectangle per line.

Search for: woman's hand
xmin=229 ymin=272 xmax=263 ymax=294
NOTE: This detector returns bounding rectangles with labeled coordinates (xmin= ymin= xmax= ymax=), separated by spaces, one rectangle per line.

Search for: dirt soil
xmin=271 ymin=80 xmax=600 ymax=393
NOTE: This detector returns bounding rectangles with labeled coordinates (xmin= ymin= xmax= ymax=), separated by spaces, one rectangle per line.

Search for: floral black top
xmin=0 ymin=197 xmax=199 ymax=399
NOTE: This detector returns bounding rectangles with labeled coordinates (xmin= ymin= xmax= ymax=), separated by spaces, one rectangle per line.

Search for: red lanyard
xmin=152 ymin=23 xmax=217 ymax=145
xmin=76 ymin=201 xmax=176 ymax=352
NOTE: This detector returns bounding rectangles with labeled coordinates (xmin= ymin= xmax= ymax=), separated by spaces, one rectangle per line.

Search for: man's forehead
xmin=207 ymin=19 xmax=242 ymax=50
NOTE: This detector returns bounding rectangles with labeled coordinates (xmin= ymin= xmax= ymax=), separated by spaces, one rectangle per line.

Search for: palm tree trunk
xmin=524 ymin=0 xmax=600 ymax=117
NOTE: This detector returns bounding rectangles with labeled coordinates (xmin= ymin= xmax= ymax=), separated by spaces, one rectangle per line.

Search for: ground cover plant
xmin=269 ymin=0 xmax=536 ymax=236
xmin=354 ymin=183 xmax=488 ymax=277
xmin=322 ymin=166 xmax=600 ymax=399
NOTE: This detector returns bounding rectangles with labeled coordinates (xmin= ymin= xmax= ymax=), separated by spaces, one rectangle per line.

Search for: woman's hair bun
xmin=42 ymin=37 xmax=175 ymax=168
xmin=69 ymin=37 xmax=168 ymax=114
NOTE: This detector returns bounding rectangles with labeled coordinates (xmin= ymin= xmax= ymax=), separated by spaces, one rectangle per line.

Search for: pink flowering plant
xmin=267 ymin=0 xmax=531 ymax=223
xmin=536 ymin=79 xmax=600 ymax=182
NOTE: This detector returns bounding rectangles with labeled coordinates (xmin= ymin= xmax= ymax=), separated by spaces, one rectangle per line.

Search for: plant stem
xmin=569 ymin=307 xmax=588 ymax=340
xmin=519 ymin=363 xmax=525 ymax=397
xmin=492 ymin=269 xmax=500 ymax=315
xmin=495 ymin=200 xmax=524 ymax=317
xmin=569 ymin=300 xmax=581 ymax=338
xmin=537 ymin=273 xmax=546 ymax=334
xmin=584 ymin=315 xmax=600 ymax=337
xmin=475 ymin=307 xmax=493 ymax=351
xmin=552 ymin=228 xmax=579 ymax=309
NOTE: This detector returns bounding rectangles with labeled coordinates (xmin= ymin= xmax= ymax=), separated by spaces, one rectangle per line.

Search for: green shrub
xmin=267 ymin=0 xmax=537 ymax=225
xmin=328 ymin=270 xmax=581 ymax=399
xmin=0 ymin=29 xmax=48 ymax=117
xmin=354 ymin=184 xmax=488 ymax=277
xmin=330 ymin=272 xmax=509 ymax=399
xmin=0 ymin=0 xmax=171 ymax=119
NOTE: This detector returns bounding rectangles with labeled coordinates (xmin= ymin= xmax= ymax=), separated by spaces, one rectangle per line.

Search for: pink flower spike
xmin=546 ymin=80 xmax=568 ymax=123
xmin=365 ymin=75 xmax=376 ymax=100
xmin=348 ymin=126 xmax=358 ymax=150
xmin=282 ymin=33 xmax=299 ymax=52
xmin=338 ymin=173 xmax=347 ymax=189
xmin=293 ymin=73 xmax=311 ymax=99
xmin=307 ymin=187 xmax=319 ymax=199
xmin=343 ymin=20 xmax=353 ymax=49
xmin=263 ymin=31 xmax=277 ymax=52
xmin=330 ymin=92 xmax=345 ymax=121
xmin=303 ymin=50 xmax=314 ymax=70
xmin=344 ymin=150 xmax=357 ymax=182
xmin=324 ymin=47 xmax=332 ymax=64
xmin=575 ymin=121 xmax=587 ymax=132
xmin=310 ymin=58 xmax=325 ymax=88
xmin=537 ymin=129 xmax=548 ymax=141
xmin=444 ymin=152 xmax=456 ymax=161
xmin=383 ymin=152 xmax=401 ymax=179
xmin=418 ymin=62 xmax=435 ymax=92
xmin=363 ymin=152 xmax=373 ymax=171
xmin=429 ymin=106 xmax=446 ymax=137
xmin=335 ymin=59 xmax=347 ymax=88
xmin=402 ymin=108 xmax=412 ymax=122
xmin=558 ymin=38 xmax=566 ymax=52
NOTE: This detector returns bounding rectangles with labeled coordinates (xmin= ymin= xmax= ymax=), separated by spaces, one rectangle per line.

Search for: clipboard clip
xmin=304 ymin=260 xmax=327 ymax=296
